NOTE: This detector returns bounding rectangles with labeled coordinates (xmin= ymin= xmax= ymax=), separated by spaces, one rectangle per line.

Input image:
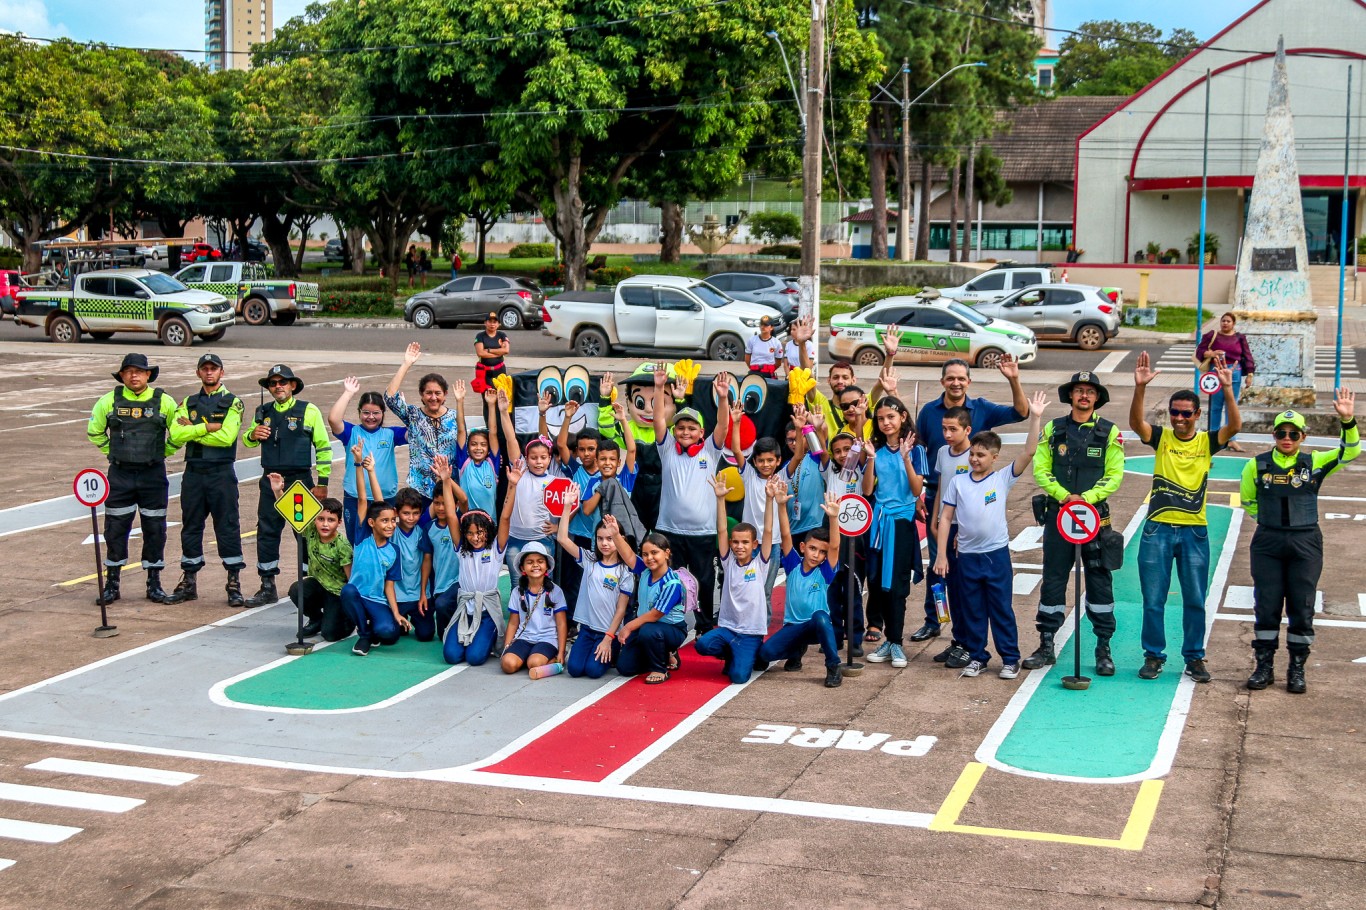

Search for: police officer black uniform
xmin=1023 ymin=371 xmax=1126 ymax=674
xmin=164 ymin=353 xmax=246 ymax=606
xmin=242 ymin=364 xmax=332 ymax=607
xmin=86 ymin=353 xmax=178 ymax=603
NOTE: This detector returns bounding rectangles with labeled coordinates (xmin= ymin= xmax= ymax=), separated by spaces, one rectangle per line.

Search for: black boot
xmin=1286 ymin=653 xmax=1307 ymax=694
xmin=1094 ymin=639 xmax=1116 ymax=677
xmin=1021 ymin=632 xmax=1056 ymax=670
xmin=97 ymin=567 xmax=120 ymax=605
xmin=225 ymin=569 xmax=245 ymax=608
xmin=145 ymin=570 xmax=168 ymax=603
xmin=244 ymin=576 xmax=277 ymax=608
xmin=163 ymin=572 xmax=198 ymax=605
xmin=1246 ymin=651 xmax=1274 ymax=690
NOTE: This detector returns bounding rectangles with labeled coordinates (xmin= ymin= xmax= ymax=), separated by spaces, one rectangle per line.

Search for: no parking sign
xmin=1056 ymin=501 xmax=1100 ymax=545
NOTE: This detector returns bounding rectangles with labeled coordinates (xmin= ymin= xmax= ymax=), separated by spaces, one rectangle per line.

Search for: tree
xmin=1056 ymin=21 xmax=1199 ymax=96
xmin=747 ymin=210 xmax=802 ymax=245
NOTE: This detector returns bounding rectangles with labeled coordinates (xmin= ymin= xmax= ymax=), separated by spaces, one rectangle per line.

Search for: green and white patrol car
xmin=14 ymin=269 xmax=235 ymax=346
xmin=827 ymin=296 xmax=1037 ymax=369
xmin=173 ymin=261 xmax=319 ymax=326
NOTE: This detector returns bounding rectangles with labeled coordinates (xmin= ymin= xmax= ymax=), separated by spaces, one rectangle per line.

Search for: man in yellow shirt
xmin=1129 ymin=351 xmax=1239 ymax=684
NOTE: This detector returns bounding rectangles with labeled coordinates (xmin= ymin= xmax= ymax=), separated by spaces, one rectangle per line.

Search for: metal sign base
xmin=92 ymin=626 xmax=119 ymax=639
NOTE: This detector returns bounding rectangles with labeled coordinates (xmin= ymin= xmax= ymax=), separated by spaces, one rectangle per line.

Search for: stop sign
xmin=543 ymin=477 xmax=574 ymax=517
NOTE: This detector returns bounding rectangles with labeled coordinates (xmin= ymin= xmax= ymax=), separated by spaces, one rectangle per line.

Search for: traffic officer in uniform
xmin=242 ymin=364 xmax=332 ymax=607
xmin=1024 ymin=371 xmax=1125 ymax=674
xmin=87 ymin=353 xmax=178 ymax=604
xmin=164 ymin=353 xmax=246 ymax=606
xmin=1240 ymin=390 xmax=1358 ymax=694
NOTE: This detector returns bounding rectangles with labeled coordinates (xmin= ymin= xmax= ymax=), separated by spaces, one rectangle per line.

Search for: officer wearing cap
xmin=164 ymin=354 xmax=246 ymax=606
xmin=241 ymin=364 xmax=332 ymax=607
xmin=87 ymin=353 xmax=179 ymax=604
xmin=1240 ymin=389 xmax=1358 ymax=694
xmin=1023 ymin=371 xmax=1126 ymax=674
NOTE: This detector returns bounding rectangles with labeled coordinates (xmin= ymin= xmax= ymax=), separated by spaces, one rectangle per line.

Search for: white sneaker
xmin=960 ymin=659 xmax=986 ymax=678
xmin=999 ymin=662 xmax=1020 ymax=679
xmin=890 ymin=644 xmax=907 ymax=668
xmin=866 ymin=641 xmax=894 ymax=663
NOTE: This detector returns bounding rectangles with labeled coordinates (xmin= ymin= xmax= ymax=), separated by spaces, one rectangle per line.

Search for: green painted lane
xmin=1125 ymin=454 xmax=1250 ymax=482
xmin=989 ymin=505 xmax=1234 ymax=780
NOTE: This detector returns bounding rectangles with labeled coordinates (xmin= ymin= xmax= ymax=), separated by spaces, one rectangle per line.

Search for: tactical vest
xmin=184 ymin=389 xmax=239 ymax=465
xmin=1254 ymin=451 xmax=1320 ymax=529
xmin=256 ymin=399 xmax=313 ymax=472
xmin=106 ymin=388 xmax=167 ymax=466
xmin=1047 ymin=415 xmax=1115 ymax=517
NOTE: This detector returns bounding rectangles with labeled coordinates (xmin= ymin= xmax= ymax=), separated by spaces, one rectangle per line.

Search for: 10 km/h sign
xmin=1056 ymin=500 xmax=1101 ymax=545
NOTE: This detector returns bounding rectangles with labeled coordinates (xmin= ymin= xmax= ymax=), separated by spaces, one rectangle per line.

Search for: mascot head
xmin=512 ymin=365 xmax=599 ymax=439
xmin=620 ymin=361 xmax=676 ymax=427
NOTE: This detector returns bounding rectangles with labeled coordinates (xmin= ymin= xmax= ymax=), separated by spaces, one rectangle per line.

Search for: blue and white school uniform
xmin=759 ymin=551 xmax=839 ymax=669
xmin=566 ymin=553 xmax=635 ymax=679
xmin=505 ymin=469 xmax=556 ymax=590
xmin=455 ymin=448 xmax=500 ymax=518
xmin=560 ymin=459 xmax=602 ymax=615
xmin=427 ymin=520 xmax=460 ymax=640
xmin=867 ymin=443 xmax=927 ymax=645
xmin=337 ymin=421 xmax=407 ymax=542
xmin=942 ymin=465 xmax=1023 ymax=666
xmin=617 ymin=565 xmax=687 ymax=676
xmin=443 ymin=543 xmax=506 ymax=666
xmin=392 ymin=524 xmax=435 ymax=641
xmin=696 ymin=551 xmax=771 ymax=683
xmin=342 ymin=536 xmax=403 ymax=645
xmin=740 ymin=461 xmax=782 ymax=599
xmin=786 ymin=452 xmax=826 ymax=540
xmin=505 ymin=584 xmax=568 ymax=664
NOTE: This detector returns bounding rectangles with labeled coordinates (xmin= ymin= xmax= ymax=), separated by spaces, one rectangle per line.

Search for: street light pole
xmin=798 ymin=0 xmax=827 ymax=340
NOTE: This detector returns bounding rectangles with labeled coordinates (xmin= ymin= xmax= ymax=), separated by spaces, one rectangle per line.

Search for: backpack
xmin=675 ymin=567 xmax=700 ymax=614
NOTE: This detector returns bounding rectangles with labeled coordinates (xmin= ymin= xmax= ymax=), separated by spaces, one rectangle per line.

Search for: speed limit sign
xmin=1198 ymin=371 xmax=1222 ymax=396
xmin=1056 ymin=500 xmax=1101 ymax=545
xmin=73 ymin=468 xmax=110 ymax=508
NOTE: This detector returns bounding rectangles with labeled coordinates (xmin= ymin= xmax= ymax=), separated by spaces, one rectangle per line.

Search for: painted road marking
xmin=1126 ymin=454 xmax=1248 ymax=481
xmin=82 ymin=523 xmax=179 ymax=545
xmin=0 ymin=817 xmax=83 ymax=844
xmin=1009 ymin=527 xmax=1043 ymax=552
xmin=25 ymin=758 xmax=197 ymax=786
xmin=60 ymin=530 xmax=257 ymax=586
xmin=1214 ymin=615 xmax=1366 ymax=629
xmin=1094 ymin=350 xmax=1129 ymax=373
xmin=0 ymin=781 xmax=143 ymax=813
xmin=1224 ymin=586 xmax=1254 ymax=610
xmin=1354 ymin=657 xmax=1366 ymax=663
xmin=1360 ymin=593 xmax=1366 ymax=616
xmin=1012 ymin=574 xmax=1040 ymax=595
xmin=0 ymin=858 xmax=13 ymax=872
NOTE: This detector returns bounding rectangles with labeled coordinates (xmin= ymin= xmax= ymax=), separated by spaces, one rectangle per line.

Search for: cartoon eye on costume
xmin=536 ymin=366 xmax=564 ymax=406
xmin=710 ymin=380 xmax=739 ymax=409
xmin=632 ymin=390 xmax=649 ymax=411
xmin=737 ymin=374 xmax=768 ymax=415
xmin=563 ymin=366 xmax=590 ymax=404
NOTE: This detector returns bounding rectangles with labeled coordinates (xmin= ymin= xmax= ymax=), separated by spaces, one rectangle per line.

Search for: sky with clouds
xmin=3 ymin=1 xmax=1253 ymax=62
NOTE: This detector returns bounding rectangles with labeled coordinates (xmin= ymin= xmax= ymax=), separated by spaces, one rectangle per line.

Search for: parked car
xmin=224 ymin=239 xmax=270 ymax=262
xmin=13 ymin=269 xmax=234 ymax=346
xmin=175 ymin=261 xmax=319 ymax=326
xmin=405 ymin=275 xmax=545 ymax=330
xmin=703 ymin=272 xmax=799 ymax=325
xmin=827 ymin=296 xmax=1036 ymax=369
xmin=544 ymin=274 xmax=775 ymax=360
xmin=180 ymin=243 xmax=223 ymax=264
xmin=0 ymin=269 xmax=24 ymax=318
xmin=936 ymin=265 xmax=1054 ymax=305
xmin=135 ymin=243 xmax=168 ymax=262
xmin=323 ymin=238 xmax=346 ymax=262
xmin=967 ymin=283 xmax=1122 ymax=350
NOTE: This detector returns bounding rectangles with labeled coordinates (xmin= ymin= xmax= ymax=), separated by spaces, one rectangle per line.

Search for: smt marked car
xmin=13 ymin=269 xmax=234 ymax=346
xmin=827 ymin=296 xmax=1036 ymax=369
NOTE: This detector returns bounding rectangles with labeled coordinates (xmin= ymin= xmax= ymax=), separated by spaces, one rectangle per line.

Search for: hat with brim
xmin=259 ymin=363 xmax=304 ymax=394
xmin=624 ymin=361 xmax=676 ymax=387
xmin=113 ymin=352 xmax=158 ymax=384
xmin=672 ymin=406 xmax=704 ymax=428
xmin=1058 ymin=371 xmax=1109 ymax=409
xmin=1273 ymin=409 xmax=1306 ymax=431
xmin=517 ymin=540 xmax=555 ymax=575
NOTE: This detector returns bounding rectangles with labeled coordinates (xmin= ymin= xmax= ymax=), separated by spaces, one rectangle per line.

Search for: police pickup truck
xmin=173 ymin=261 xmax=319 ymax=326
xmin=14 ymin=269 xmax=235 ymax=346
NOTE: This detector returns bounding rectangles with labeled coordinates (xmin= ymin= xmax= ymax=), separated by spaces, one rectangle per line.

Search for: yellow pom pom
xmin=493 ymin=374 xmax=513 ymax=409
xmin=787 ymin=368 xmax=816 ymax=405
xmin=674 ymin=359 xmax=701 ymax=395
xmin=717 ymin=465 xmax=745 ymax=503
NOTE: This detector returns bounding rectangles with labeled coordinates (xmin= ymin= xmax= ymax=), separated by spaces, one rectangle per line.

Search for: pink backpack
xmin=675 ymin=567 xmax=701 ymax=614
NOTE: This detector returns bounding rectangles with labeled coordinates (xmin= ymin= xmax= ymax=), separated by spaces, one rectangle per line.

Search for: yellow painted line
xmin=58 ymin=530 xmax=257 ymax=586
xmin=929 ymin=762 xmax=1164 ymax=851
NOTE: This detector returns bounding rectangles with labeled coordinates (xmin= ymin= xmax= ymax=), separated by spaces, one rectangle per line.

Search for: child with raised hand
xmin=785 ymin=403 xmax=828 ymax=547
xmin=454 ymin=388 xmax=503 ymax=518
xmin=435 ymin=453 xmax=507 ymax=667
xmin=390 ymin=486 xmax=435 ymax=641
xmin=694 ymin=472 xmax=774 ymax=684
xmin=555 ymin=398 xmax=602 ymax=616
xmin=822 ymin=431 xmax=869 ymax=653
xmin=329 ymin=376 xmax=407 ymax=543
xmin=341 ymin=498 xmax=411 ymax=657
xmin=592 ymin=399 xmax=644 ymax=546
xmin=269 ymin=472 xmax=354 ymax=641
xmin=557 ymin=485 xmax=637 ymax=679
xmin=500 ymin=539 xmax=567 ymax=675
xmin=617 ymin=533 xmax=688 ymax=684
xmin=502 ymin=411 xmax=559 ymax=590
xmin=933 ymin=391 xmax=1047 ymax=680
xmin=759 ymin=481 xmax=844 ymax=688
xmin=426 ymin=454 xmax=462 ymax=642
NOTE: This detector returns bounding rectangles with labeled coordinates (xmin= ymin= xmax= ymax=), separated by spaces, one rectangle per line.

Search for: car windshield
xmin=692 ymin=283 xmax=731 ymax=308
xmin=141 ymin=273 xmax=189 ymax=294
xmin=948 ymin=300 xmax=990 ymax=326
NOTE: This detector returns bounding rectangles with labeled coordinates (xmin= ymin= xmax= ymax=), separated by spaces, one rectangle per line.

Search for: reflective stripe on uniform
xmin=1085 ymin=601 xmax=1115 ymax=614
xmin=1254 ymin=629 xmax=1280 ymax=640
xmin=1287 ymin=632 xmax=1315 ymax=645
xmin=105 ymin=505 xmax=138 ymax=517
xmin=138 ymin=508 xmax=168 ymax=517
xmin=256 ymin=560 xmax=280 ymax=572
xmin=103 ymin=557 xmax=128 ymax=567
xmin=222 ymin=556 xmax=246 ymax=567
xmin=1038 ymin=603 xmax=1065 ymax=615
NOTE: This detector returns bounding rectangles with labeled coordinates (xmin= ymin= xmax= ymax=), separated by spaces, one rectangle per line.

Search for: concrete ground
xmin=0 ymin=337 xmax=1363 ymax=909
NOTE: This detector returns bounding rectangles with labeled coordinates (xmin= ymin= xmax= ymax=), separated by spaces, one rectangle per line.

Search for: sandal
xmin=864 ymin=629 xmax=883 ymax=644
xmin=667 ymin=651 xmax=682 ymax=672
xmin=645 ymin=670 xmax=670 ymax=684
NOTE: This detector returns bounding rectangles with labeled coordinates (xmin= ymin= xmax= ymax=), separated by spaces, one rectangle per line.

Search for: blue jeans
xmin=617 ymin=621 xmax=686 ymax=675
xmin=694 ymin=627 xmax=766 ymax=683
xmin=758 ymin=613 xmax=840 ymax=669
xmin=432 ymin=585 xmax=459 ymax=641
xmin=341 ymin=584 xmax=400 ymax=645
xmin=398 ymin=599 xmax=436 ymax=642
xmin=566 ymin=626 xmax=618 ymax=679
xmin=953 ymin=547 xmax=1019 ymax=665
xmin=443 ymin=613 xmax=498 ymax=665
xmin=1138 ymin=520 xmax=1210 ymax=661
xmin=1206 ymin=367 xmax=1241 ymax=437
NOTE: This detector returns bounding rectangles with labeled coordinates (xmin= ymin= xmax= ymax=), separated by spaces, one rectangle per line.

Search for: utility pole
xmin=798 ymin=0 xmax=827 ymax=338
xmin=898 ymin=58 xmax=911 ymax=262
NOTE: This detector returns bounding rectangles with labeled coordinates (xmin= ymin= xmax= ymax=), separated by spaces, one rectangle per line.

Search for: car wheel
xmin=975 ymin=347 xmax=1004 ymax=370
xmin=853 ymin=346 xmax=885 ymax=367
xmin=499 ymin=306 xmax=523 ymax=330
xmin=574 ymin=328 xmax=609 ymax=358
xmin=48 ymin=314 xmax=80 ymax=344
xmin=1075 ymin=322 xmax=1106 ymax=351
xmin=241 ymin=297 xmax=270 ymax=326
xmin=90 ymin=332 xmax=114 ymax=341
xmin=270 ymin=311 xmax=298 ymax=327
xmin=203 ymin=328 xmax=227 ymax=342
xmin=159 ymin=316 xmax=193 ymax=347
xmin=411 ymin=305 xmax=436 ymax=329
xmin=708 ymin=332 xmax=744 ymax=361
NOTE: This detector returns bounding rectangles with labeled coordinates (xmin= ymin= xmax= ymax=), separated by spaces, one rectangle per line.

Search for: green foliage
xmin=1057 ymin=20 xmax=1200 ymax=96
xmin=590 ymin=266 xmax=634 ymax=285
xmin=1187 ymin=231 xmax=1221 ymax=253
xmin=508 ymin=243 xmax=556 ymax=259
xmin=538 ymin=263 xmax=568 ymax=287
xmin=0 ymin=246 xmax=20 ymax=269
xmin=747 ymin=211 xmax=802 ymax=245
xmin=1357 ymin=235 xmax=1366 ymax=256
xmin=318 ymin=291 xmax=398 ymax=316
xmin=854 ymin=285 xmax=923 ymax=305
xmin=320 ymin=276 xmax=392 ymax=293
xmin=756 ymin=244 xmax=802 ymax=259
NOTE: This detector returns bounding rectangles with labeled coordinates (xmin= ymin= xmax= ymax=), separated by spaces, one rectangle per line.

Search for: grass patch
xmin=1151 ymin=305 xmax=1200 ymax=335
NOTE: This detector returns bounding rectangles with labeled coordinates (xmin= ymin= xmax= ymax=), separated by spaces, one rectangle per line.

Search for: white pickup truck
xmin=543 ymin=275 xmax=774 ymax=361
xmin=173 ymin=261 xmax=319 ymax=326
xmin=14 ymin=269 xmax=235 ymax=346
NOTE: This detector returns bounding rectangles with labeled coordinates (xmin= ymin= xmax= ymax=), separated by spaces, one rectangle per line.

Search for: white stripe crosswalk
xmin=0 ymin=782 xmax=144 ymax=814
xmin=25 ymin=758 xmax=197 ymax=787
xmin=0 ymin=817 xmax=82 ymax=844
xmin=1157 ymin=344 xmax=1358 ymax=377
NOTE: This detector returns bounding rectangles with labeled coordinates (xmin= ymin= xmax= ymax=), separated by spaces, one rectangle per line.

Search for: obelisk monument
xmin=1234 ymin=38 xmax=1317 ymax=408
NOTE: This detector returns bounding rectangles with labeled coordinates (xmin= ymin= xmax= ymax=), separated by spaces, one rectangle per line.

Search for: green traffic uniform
xmin=88 ymin=385 xmax=178 ymax=571
xmin=242 ymin=397 xmax=332 ymax=577
xmin=168 ymin=386 xmax=245 ymax=573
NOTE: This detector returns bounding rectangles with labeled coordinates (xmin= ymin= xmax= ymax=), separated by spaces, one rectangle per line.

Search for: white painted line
xmin=1353 ymin=656 xmax=1366 ymax=664
xmin=0 ymin=817 xmax=83 ymax=844
xmin=1214 ymin=614 xmax=1366 ymax=629
xmin=1094 ymin=350 xmax=1129 ymax=373
xmin=0 ymin=782 xmax=143 ymax=813
xmin=1315 ymin=591 xmax=1324 ymax=614
xmin=1010 ymin=562 xmax=1043 ymax=571
xmin=1359 ymin=593 xmax=1366 ymax=617
xmin=1011 ymin=573 xmax=1040 ymax=596
xmin=1009 ymin=527 xmax=1044 ymax=552
xmin=1224 ymin=585 xmax=1255 ymax=611
xmin=0 ymin=858 xmax=13 ymax=872
xmin=25 ymin=758 xmax=197 ymax=787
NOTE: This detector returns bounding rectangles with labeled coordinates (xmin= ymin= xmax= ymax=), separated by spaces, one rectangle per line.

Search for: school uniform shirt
xmin=745 ymin=334 xmax=782 ymax=367
xmin=596 ymin=465 xmax=643 ymax=542
xmin=824 ymin=459 xmax=864 ymax=498
xmin=509 ymin=586 xmax=568 ymax=645
xmin=426 ymin=520 xmax=459 ymax=596
xmin=338 ymin=422 xmax=407 ymax=500
xmin=783 ymin=339 xmax=817 ymax=369
xmin=349 ymin=536 xmax=403 ymax=602
xmin=781 ymin=550 xmax=835 ymax=624
xmin=455 ymin=449 xmax=500 ymax=517
xmin=656 ymin=435 xmax=723 ymax=535
xmin=567 ymin=461 xmax=602 ymax=539
xmin=933 ymin=445 xmax=972 ymax=525
xmin=740 ymin=461 xmax=779 ymax=529
xmin=391 ymin=524 xmax=432 ymax=602
xmin=786 ymin=453 xmax=825 ymax=534
xmin=303 ymin=522 xmax=353 ymax=596
xmin=574 ymin=552 xmax=635 ymax=633
xmin=456 ymin=543 xmax=505 ymax=594
xmin=634 ymin=563 xmax=687 ymax=626
xmin=719 ymin=552 xmax=770 ymax=636
xmin=942 ymin=464 xmax=1022 ymax=555
xmin=509 ymin=469 xmax=556 ymax=540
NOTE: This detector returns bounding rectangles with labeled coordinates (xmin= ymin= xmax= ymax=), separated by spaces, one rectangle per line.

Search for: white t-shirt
xmin=719 ymin=551 xmax=770 ymax=636
xmin=934 ymin=445 xmax=973 ymax=525
xmin=740 ymin=461 xmax=778 ymax=530
xmin=456 ymin=543 xmax=505 ymax=593
xmin=784 ymin=339 xmax=816 ymax=369
xmin=824 ymin=460 xmax=864 ymax=498
xmin=509 ymin=470 xmax=556 ymax=540
xmin=656 ymin=435 xmax=722 ymax=535
xmin=745 ymin=334 xmax=782 ymax=366
xmin=942 ymin=464 xmax=1022 ymax=555
xmin=509 ymin=585 xmax=568 ymax=645
xmin=574 ymin=551 xmax=635 ymax=633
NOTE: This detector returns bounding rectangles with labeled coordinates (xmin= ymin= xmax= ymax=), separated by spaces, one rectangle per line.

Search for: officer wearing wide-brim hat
xmin=240 ymin=364 xmax=332 ymax=607
xmin=1022 ymin=370 xmax=1125 ymax=675
xmin=86 ymin=353 xmax=179 ymax=604
xmin=1239 ymin=391 xmax=1359 ymax=694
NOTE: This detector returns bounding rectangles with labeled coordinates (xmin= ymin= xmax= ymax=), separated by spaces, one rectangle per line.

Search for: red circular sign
xmin=543 ymin=477 xmax=574 ymax=518
xmin=1056 ymin=501 xmax=1101 ymax=545
xmin=836 ymin=494 xmax=872 ymax=536
xmin=1199 ymin=371 xmax=1222 ymax=395
xmin=73 ymin=468 xmax=110 ymax=508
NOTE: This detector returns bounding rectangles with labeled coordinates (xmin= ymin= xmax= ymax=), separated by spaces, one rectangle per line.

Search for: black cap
xmin=197 ymin=353 xmax=224 ymax=369
xmin=112 ymin=353 xmax=158 ymax=384
xmin=1058 ymin=370 xmax=1110 ymax=409
xmin=259 ymin=363 xmax=304 ymax=394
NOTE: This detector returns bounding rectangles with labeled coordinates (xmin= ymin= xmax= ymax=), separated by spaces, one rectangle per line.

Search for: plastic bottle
xmin=931 ymin=583 xmax=951 ymax=625
xmin=529 ymin=662 xmax=564 ymax=680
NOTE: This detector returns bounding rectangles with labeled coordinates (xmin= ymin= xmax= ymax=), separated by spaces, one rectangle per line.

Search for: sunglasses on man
xmin=1274 ymin=428 xmax=1303 ymax=441
xmin=1169 ymin=407 xmax=1196 ymax=419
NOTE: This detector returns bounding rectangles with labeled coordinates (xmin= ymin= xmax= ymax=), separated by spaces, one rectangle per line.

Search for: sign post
xmin=74 ymin=469 xmax=116 ymax=638
xmin=1199 ymin=370 xmax=1221 ymax=434
xmin=837 ymin=494 xmax=872 ymax=677
xmin=274 ymin=480 xmax=322 ymax=656
xmin=1056 ymin=500 xmax=1101 ymax=691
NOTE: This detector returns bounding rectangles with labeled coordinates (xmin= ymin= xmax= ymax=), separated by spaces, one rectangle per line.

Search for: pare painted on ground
xmin=742 ymin=724 xmax=937 ymax=756
xmin=1324 ymin=513 xmax=1366 ymax=520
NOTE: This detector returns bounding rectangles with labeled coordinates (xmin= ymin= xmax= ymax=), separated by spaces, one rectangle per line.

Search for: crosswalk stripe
xmin=0 ymin=818 xmax=82 ymax=844
xmin=0 ymin=782 xmax=144 ymax=814
xmin=0 ymin=858 xmax=13 ymax=872
xmin=25 ymin=758 xmax=197 ymax=787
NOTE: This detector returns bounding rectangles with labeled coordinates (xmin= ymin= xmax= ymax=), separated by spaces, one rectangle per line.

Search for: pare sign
xmin=742 ymin=723 xmax=937 ymax=757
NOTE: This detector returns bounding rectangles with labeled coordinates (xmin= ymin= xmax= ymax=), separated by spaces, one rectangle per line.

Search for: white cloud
xmin=0 ymin=0 xmax=69 ymax=37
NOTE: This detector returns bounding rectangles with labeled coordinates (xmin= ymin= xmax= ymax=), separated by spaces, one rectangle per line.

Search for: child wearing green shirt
xmin=271 ymin=472 xmax=355 ymax=641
